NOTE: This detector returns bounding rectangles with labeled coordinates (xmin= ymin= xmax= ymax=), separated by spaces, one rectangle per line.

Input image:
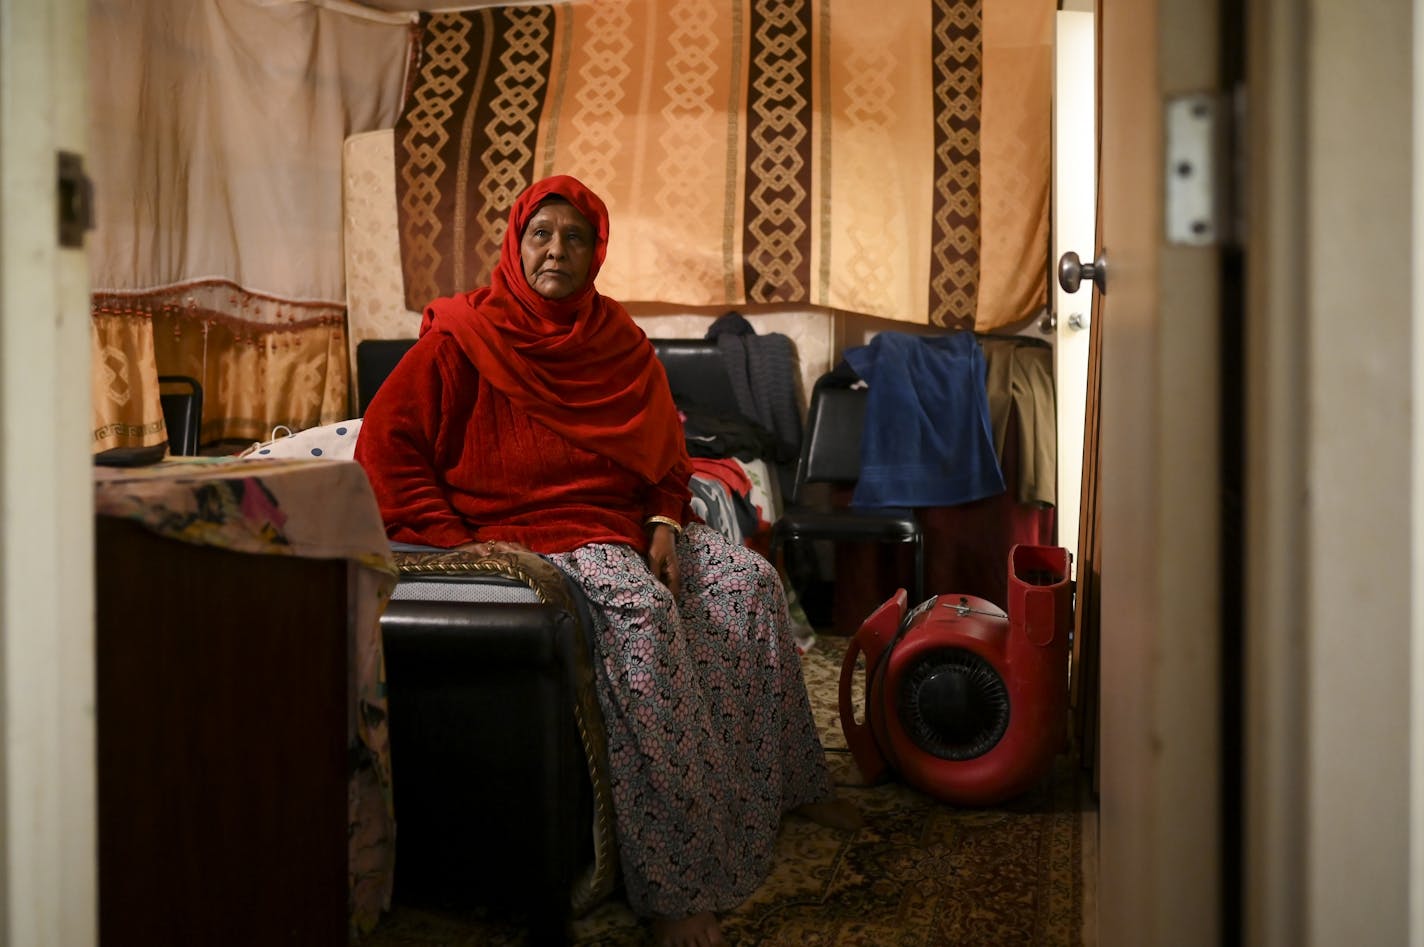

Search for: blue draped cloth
xmin=842 ymin=331 xmax=1005 ymax=508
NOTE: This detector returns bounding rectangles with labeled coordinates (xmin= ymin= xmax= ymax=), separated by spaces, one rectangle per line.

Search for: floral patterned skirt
xmin=549 ymin=524 xmax=833 ymax=918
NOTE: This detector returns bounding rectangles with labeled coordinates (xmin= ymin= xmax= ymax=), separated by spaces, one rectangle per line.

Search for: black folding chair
xmin=769 ymin=371 xmax=925 ymax=607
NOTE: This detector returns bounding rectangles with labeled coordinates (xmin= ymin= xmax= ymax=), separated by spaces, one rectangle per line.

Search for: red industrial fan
xmin=838 ymin=544 xmax=1073 ymax=806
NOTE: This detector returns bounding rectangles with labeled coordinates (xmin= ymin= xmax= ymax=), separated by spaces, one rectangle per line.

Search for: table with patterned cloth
xmin=94 ymin=455 xmax=396 ymax=940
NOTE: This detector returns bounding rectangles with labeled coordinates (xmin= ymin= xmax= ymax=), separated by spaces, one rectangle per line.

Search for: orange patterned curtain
xmin=394 ymin=0 xmax=1051 ymax=331
xmin=92 ymin=285 xmax=349 ymax=449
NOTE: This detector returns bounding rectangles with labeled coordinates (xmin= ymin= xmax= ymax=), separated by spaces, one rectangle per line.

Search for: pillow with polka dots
xmin=242 ymin=419 xmax=363 ymax=461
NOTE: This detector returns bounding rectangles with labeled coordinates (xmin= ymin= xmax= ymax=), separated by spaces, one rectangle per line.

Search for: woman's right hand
xmin=645 ymin=524 xmax=681 ymax=599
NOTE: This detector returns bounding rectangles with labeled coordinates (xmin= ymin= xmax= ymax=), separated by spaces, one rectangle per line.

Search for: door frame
xmin=0 ymin=0 xmax=97 ymax=943
xmin=1244 ymin=0 xmax=1417 ymax=944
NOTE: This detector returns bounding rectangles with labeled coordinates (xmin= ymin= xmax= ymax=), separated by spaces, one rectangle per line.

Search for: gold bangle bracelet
xmin=644 ymin=515 xmax=682 ymax=535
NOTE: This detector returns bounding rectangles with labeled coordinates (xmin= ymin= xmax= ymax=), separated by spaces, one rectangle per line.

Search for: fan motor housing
xmin=839 ymin=544 xmax=1073 ymax=807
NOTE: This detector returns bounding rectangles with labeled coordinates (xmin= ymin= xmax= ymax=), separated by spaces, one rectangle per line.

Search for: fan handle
xmin=839 ymin=589 xmax=906 ymax=785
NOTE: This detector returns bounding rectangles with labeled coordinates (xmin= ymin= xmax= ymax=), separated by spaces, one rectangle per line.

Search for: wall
xmin=343 ymin=128 xmax=1052 ymax=420
xmin=1248 ymin=0 xmax=1417 ymax=943
xmin=1305 ymin=3 xmax=1412 ymax=943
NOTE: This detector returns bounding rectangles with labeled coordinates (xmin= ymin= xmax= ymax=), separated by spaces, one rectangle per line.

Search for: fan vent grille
xmin=896 ymin=648 xmax=1010 ymax=761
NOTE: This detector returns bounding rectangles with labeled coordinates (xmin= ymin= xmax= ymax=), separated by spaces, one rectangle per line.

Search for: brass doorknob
xmin=1057 ymin=249 xmax=1107 ymax=295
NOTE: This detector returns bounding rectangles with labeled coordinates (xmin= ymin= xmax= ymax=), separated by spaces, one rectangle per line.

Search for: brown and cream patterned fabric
xmin=342 ymin=127 xmax=844 ymax=403
xmin=93 ymin=284 xmax=351 ymax=449
xmin=91 ymin=309 xmax=166 ymax=453
xmin=394 ymin=0 xmax=1052 ymax=332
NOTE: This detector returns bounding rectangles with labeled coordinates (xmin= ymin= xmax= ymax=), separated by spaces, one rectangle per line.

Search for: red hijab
xmin=420 ymin=175 xmax=687 ymax=484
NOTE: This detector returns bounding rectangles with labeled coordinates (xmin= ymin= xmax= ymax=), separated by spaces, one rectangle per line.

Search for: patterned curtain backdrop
xmin=394 ymin=0 xmax=1051 ymax=331
xmin=88 ymin=0 xmax=412 ymax=453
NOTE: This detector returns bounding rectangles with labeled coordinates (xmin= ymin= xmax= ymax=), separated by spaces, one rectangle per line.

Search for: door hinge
xmin=57 ymin=150 xmax=95 ymax=249
xmin=1164 ymin=90 xmax=1243 ymax=248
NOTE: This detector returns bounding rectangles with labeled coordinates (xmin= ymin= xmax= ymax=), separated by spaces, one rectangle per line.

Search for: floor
xmin=805 ymin=570 xmax=1100 ymax=944
xmin=1082 ymin=783 xmax=1099 ymax=945
xmin=363 ymin=631 xmax=1102 ymax=946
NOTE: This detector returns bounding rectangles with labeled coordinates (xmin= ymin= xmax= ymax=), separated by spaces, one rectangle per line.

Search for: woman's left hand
xmin=646 ymin=524 xmax=681 ymax=599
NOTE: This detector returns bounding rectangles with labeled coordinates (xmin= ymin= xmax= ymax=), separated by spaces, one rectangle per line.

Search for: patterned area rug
xmin=363 ymin=635 xmax=1086 ymax=946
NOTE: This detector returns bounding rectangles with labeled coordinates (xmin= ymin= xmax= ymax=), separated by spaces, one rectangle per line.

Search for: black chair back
xmin=650 ymin=338 xmax=742 ymax=416
xmin=158 ymin=375 xmax=204 ymax=456
xmin=794 ymin=381 xmax=868 ymax=496
xmin=356 ymin=339 xmax=418 ymax=415
xmin=771 ymin=370 xmax=925 ymax=607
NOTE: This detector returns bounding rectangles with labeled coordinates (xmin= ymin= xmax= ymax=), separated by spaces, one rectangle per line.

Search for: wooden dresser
xmin=93 ymin=457 xmax=396 ymax=945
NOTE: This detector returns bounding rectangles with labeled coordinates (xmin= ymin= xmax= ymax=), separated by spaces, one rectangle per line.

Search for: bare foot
xmin=793 ymin=797 xmax=865 ymax=831
xmin=650 ymin=911 xmax=725 ymax=947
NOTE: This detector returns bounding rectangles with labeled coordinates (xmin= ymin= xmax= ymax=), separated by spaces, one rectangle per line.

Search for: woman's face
xmin=519 ymin=199 xmax=596 ymax=300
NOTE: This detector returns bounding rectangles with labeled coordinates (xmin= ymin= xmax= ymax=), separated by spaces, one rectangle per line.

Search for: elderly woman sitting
xmin=354 ymin=174 xmax=858 ymax=947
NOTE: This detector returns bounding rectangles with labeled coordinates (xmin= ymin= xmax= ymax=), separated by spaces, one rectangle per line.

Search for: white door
xmin=1052 ymin=8 xmax=1096 ymax=568
xmin=0 ymin=0 xmax=97 ymax=943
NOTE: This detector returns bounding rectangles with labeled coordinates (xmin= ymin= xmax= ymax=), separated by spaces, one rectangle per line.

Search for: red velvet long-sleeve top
xmin=354 ymin=328 xmax=693 ymax=554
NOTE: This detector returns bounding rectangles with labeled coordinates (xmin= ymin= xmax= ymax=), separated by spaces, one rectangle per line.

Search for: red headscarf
xmin=420 ymin=175 xmax=687 ymax=484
